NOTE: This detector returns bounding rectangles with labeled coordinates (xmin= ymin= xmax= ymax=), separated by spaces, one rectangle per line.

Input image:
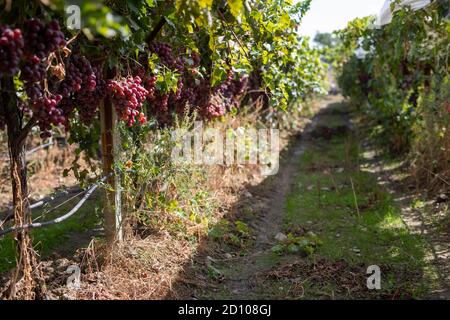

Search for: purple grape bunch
xmin=0 ymin=26 xmax=24 ymax=76
xmin=22 ymin=19 xmax=66 ymax=59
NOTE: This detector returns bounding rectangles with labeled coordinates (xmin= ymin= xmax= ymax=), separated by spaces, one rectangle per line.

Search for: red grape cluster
xmin=22 ymin=19 xmax=66 ymax=59
xmin=174 ymin=57 xmax=185 ymax=74
xmin=149 ymin=42 xmax=176 ymax=68
xmin=33 ymin=94 xmax=64 ymax=139
xmin=25 ymin=83 xmax=44 ymax=102
xmin=135 ymin=66 xmax=157 ymax=99
xmin=151 ymin=93 xmax=170 ymax=113
xmin=214 ymin=72 xmax=248 ymax=110
xmin=146 ymin=43 xmax=249 ymax=124
xmin=194 ymin=71 xmax=248 ymax=119
xmin=144 ymin=75 xmax=158 ymax=99
xmin=75 ymin=66 xmax=106 ymax=124
xmin=0 ymin=19 xmax=70 ymax=138
xmin=59 ymin=64 xmax=105 ymax=128
xmin=147 ymin=43 xmax=193 ymax=122
xmin=203 ymin=96 xmax=226 ymax=119
xmin=20 ymin=55 xmax=45 ymax=82
xmin=26 ymin=53 xmax=99 ymax=135
xmin=150 ymin=42 xmax=187 ymax=74
xmin=0 ymin=26 xmax=24 ymax=76
xmin=0 ymin=19 xmax=111 ymax=138
xmin=26 ymin=87 xmax=62 ymax=139
xmin=175 ymin=79 xmax=184 ymax=100
xmin=107 ymin=76 xmax=148 ymax=126
xmin=20 ymin=19 xmax=67 ymax=137
xmin=59 ymin=55 xmax=96 ymax=97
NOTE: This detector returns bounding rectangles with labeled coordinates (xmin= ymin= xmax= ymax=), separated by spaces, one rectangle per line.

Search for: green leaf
xmin=211 ymin=65 xmax=227 ymax=87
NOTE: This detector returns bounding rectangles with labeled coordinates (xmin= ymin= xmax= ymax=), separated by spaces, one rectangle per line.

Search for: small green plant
xmin=271 ymin=231 xmax=322 ymax=256
xmin=412 ymin=199 xmax=426 ymax=209
xmin=209 ymin=219 xmax=252 ymax=248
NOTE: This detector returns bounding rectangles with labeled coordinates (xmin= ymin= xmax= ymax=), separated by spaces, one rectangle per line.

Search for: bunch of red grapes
xmin=0 ymin=19 xmax=70 ymax=138
xmin=149 ymin=42 xmax=176 ymax=69
xmin=147 ymin=42 xmax=248 ymax=125
xmin=135 ymin=66 xmax=157 ymax=99
xmin=35 ymin=94 xmax=64 ymax=139
xmin=58 ymin=59 xmax=104 ymax=129
xmin=214 ymin=71 xmax=249 ymax=111
xmin=0 ymin=26 xmax=24 ymax=76
xmin=0 ymin=19 xmax=109 ymax=138
xmin=20 ymin=55 xmax=46 ymax=82
xmin=107 ymin=76 xmax=148 ymax=127
xmin=1 ymin=24 xmax=250 ymax=136
xmin=26 ymin=50 xmax=99 ymax=136
xmin=59 ymin=55 xmax=96 ymax=97
xmin=22 ymin=19 xmax=66 ymax=59
xmin=74 ymin=67 xmax=107 ymax=124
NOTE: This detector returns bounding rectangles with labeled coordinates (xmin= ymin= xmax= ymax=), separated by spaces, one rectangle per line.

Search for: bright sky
xmin=299 ymin=0 xmax=386 ymax=38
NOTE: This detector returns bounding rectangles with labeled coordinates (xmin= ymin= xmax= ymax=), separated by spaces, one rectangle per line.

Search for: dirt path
xmin=222 ymin=101 xmax=355 ymax=298
xmin=185 ymin=96 xmax=449 ymax=300
xmin=221 ymin=126 xmax=311 ymax=299
xmin=193 ymin=97 xmax=352 ymax=299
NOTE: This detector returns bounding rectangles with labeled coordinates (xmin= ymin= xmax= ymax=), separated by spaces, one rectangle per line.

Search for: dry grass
xmin=60 ymin=164 xmax=269 ymax=300
xmin=68 ymin=234 xmax=194 ymax=300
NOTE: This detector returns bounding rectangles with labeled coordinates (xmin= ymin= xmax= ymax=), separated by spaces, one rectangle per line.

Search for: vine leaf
xmin=227 ymin=0 xmax=244 ymax=18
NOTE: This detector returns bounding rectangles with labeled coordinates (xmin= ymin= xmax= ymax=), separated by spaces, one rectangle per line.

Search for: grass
xmin=281 ymin=133 xmax=430 ymax=298
xmin=0 ymin=194 xmax=102 ymax=273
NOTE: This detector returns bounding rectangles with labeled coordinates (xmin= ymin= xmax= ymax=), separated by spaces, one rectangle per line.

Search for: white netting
xmin=375 ymin=0 xmax=431 ymax=27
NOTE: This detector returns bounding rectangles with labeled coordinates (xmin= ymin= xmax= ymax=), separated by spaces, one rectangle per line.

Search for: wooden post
xmin=100 ymin=97 xmax=122 ymax=243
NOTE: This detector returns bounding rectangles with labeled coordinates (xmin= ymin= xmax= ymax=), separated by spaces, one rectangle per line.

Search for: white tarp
xmin=375 ymin=0 xmax=432 ymax=27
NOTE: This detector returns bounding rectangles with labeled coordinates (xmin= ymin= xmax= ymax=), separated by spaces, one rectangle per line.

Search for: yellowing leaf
xmin=198 ymin=0 xmax=213 ymax=8
xmin=227 ymin=0 xmax=243 ymax=18
xmin=279 ymin=12 xmax=291 ymax=28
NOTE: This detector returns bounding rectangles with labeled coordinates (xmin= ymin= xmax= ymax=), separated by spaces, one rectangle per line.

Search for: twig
xmin=317 ymin=178 xmax=321 ymax=207
xmin=419 ymin=165 xmax=450 ymax=187
xmin=65 ymin=32 xmax=79 ymax=46
xmin=350 ymin=177 xmax=360 ymax=218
